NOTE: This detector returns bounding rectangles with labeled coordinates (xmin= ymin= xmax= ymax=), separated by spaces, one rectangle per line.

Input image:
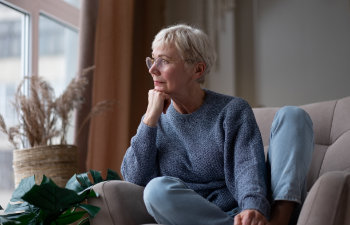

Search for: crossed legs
xmin=143 ymin=106 xmax=314 ymax=225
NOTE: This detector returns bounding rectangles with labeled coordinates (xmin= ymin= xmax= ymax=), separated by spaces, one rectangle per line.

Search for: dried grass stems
xmin=0 ymin=66 xmax=113 ymax=149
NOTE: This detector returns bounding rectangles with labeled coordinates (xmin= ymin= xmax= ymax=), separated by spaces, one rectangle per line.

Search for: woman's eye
xmin=161 ymin=59 xmax=169 ymax=64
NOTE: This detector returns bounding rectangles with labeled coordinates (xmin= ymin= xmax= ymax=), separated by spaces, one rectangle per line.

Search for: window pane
xmin=64 ymin=0 xmax=81 ymax=9
xmin=39 ymin=14 xmax=79 ymax=145
xmin=0 ymin=2 xmax=26 ymax=206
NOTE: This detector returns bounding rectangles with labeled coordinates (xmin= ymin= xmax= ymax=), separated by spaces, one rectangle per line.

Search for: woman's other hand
xmin=234 ymin=209 xmax=269 ymax=225
xmin=143 ymin=89 xmax=171 ymax=127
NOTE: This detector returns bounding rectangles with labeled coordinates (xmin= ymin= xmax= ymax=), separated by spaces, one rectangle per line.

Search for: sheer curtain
xmin=75 ymin=0 xmax=164 ymax=176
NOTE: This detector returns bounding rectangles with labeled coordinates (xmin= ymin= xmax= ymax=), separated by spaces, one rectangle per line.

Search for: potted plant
xmin=0 ymin=169 xmax=121 ymax=225
xmin=0 ymin=67 xmax=110 ymax=187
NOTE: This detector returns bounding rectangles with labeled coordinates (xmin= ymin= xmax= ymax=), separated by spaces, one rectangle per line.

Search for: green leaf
xmin=88 ymin=189 xmax=99 ymax=198
xmin=4 ymin=203 xmax=29 ymax=215
xmin=77 ymin=217 xmax=90 ymax=225
xmin=106 ymin=169 xmax=121 ymax=181
xmin=89 ymin=170 xmax=103 ymax=184
xmin=0 ymin=215 xmax=18 ymax=225
xmin=77 ymin=204 xmax=100 ymax=218
xmin=65 ymin=169 xmax=120 ymax=194
xmin=40 ymin=175 xmax=52 ymax=185
xmin=5 ymin=176 xmax=36 ymax=214
xmin=8 ymin=176 xmax=35 ymax=203
xmin=22 ymin=178 xmax=83 ymax=213
xmin=65 ymin=174 xmax=84 ymax=193
xmin=1 ymin=210 xmax=38 ymax=225
xmin=54 ymin=210 xmax=86 ymax=225
xmin=76 ymin=173 xmax=92 ymax=189
xmin=76 ymin=188 xmax=99 ymax=201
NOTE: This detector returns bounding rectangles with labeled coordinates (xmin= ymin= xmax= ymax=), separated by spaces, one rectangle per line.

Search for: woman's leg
xmin=267 ymin=106 xmax=314 ymax=225
xmin=89 ymin=180 xmax=156 ymax=225
xmin=143 ymin=176 xmax=234 ymax=225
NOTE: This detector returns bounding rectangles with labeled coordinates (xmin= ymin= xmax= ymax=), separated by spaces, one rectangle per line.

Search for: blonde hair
xmin=152 ymin=24 xmax=216 ymax=83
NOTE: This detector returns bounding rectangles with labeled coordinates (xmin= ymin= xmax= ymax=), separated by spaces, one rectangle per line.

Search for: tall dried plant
xmin=0 ymin=66 xmax=111 ymax=149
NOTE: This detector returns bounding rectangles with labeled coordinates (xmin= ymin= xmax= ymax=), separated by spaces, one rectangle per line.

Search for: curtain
xmin=75 ymin=0 xmax=98 ymax=173
xmin=75 ymin=0 xmax=165 ymax=176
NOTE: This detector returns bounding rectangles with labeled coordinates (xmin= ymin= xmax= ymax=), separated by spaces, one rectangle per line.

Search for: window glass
xmin=64 ymin=0 xmax=81 ymax=9
xmin=39 ymin=14 xmax=79 ymax=145
xmin=0 ymin=2 xmax=26 ymax=206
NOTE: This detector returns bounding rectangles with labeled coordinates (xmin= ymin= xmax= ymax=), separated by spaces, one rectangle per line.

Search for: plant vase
xmin=12 ymin=144 xmax=78 ymax=187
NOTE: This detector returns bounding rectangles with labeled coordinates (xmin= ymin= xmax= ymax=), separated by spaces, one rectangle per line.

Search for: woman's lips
xmin=154 ymin=81 xmax=164 ymax=86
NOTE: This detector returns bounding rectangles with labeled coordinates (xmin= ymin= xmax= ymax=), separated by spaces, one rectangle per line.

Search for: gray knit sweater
xmin=121 ymin=89 xmax=270 ymax=218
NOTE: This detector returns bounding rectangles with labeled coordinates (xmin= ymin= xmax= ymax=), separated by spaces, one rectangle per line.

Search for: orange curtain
xmin=76 ymin=0 xmax=165 ymax=176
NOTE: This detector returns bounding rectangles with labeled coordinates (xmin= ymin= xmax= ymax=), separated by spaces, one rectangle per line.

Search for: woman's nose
xmin=149 ymin=64 xmax=160 ymax=76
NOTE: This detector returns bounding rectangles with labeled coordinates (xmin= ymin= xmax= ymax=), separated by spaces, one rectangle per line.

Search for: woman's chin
xmin=154 ymin=86 xmax=166 ymax=92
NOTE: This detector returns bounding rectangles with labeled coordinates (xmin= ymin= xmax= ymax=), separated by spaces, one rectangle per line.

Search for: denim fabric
xmin=144 ymin=176 xmax=234 ymax=225
xmin=267 ymin=106 xmax=314 ymax=224
xmin=143 ymin=106 xmax=314 ymax=225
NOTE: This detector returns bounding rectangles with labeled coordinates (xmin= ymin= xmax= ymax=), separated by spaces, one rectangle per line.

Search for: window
xmin=0 ymin=0 xmax=80 ymax=207
xmin=39 ymin=14 xmax=79 ymax=98
xmin=0 ymin=3 xmax=25 ymax=207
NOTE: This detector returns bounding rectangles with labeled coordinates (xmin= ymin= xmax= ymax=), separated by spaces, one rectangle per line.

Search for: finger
xmin=234 ymin=214 xmax=242 ymax=225
xmin=241 ymin=214 xmax=252 ymax=225
xmin=252 ymin=219 xmax=260 ymax=225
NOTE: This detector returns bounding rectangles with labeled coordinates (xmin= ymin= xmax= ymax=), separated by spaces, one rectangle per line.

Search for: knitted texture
xmin=121 ymin=89 xmax=270 ymax=217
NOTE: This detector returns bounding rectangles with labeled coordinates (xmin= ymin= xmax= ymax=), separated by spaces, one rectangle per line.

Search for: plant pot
xmin=12 ymin=144 xmax=78 ymax=187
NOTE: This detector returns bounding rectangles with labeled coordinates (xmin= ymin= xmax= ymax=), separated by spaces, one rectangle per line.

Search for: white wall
xmin=252 ymin=0 xmax=350 ymax=107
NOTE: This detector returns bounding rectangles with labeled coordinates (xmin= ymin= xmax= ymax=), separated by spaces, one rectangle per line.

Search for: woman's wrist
xmin=143 ymin=115 xmax=158 ymax=127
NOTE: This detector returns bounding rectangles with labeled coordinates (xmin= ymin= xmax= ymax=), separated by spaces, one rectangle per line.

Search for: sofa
xmin=89 ymin=96 xmax=350 ymax=225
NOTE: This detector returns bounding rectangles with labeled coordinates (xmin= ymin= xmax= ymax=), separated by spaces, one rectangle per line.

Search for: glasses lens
xmin=146 ymin=57 xmax=153 ymax=69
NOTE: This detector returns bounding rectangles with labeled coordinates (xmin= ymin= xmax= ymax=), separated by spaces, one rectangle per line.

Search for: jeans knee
xmin=275 ymin=106 xmax=313 ymax=129
xmin=144 ymin=177 xmax=165 ymax=207
xmin=144 ymin=176 xmax=182 ymax=208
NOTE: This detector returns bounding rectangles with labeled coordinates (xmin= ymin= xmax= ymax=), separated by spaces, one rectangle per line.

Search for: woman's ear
xmin=193 ymin=62 xmax=206 ymax=80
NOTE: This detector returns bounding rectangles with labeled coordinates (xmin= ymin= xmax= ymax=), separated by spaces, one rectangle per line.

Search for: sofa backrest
xmin=253 ymin=96 xmax=350 ymax=191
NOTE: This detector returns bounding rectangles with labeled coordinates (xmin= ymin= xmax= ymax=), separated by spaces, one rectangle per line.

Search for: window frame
xmin=0 ymin=0 xmax=80 ymax=77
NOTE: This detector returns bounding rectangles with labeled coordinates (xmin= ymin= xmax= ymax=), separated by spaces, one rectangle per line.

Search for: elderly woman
xmin=121 ymin=24 xmax=313 ymax=225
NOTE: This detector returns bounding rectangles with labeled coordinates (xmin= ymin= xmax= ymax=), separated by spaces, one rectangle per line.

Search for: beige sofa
xmin=89 ymin=96 xmax=350 ymax=225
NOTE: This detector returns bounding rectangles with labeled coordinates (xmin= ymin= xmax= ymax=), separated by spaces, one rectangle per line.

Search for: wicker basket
xmin=13 ymin=145 xmax=78 ymax=187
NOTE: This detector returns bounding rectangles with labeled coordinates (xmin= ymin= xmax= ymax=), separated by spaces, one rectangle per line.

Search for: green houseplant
xmin=0 ymin=169 xmax=121 ymax=225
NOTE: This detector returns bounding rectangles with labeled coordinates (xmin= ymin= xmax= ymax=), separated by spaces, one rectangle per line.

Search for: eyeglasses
xmin=145 ymin=57 xmax=171 ymax=70
xmin=145 ymin=57 xmax=194 ymax=71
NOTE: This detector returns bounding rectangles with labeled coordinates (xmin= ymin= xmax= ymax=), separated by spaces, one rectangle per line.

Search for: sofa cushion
xmin=297 ymin=170 xmax=350 ymax=225
xmin=253 ymin=96 xmax=350 ymax=191
xmin=305 ymin=97 xmax=350 ymax=187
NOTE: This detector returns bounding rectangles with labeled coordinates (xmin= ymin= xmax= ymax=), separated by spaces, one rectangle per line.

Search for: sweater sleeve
xmin=224 ymin=99 xmax=270 ymax=219
xmin=121 ymin=121 xmax=159 ymax=186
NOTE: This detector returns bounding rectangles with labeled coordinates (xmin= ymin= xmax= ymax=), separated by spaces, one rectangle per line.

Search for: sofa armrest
xmin=88 ymin=180 xmax=156 ymax=225
xmin=297 ymin=170 xmax=350 ymax=225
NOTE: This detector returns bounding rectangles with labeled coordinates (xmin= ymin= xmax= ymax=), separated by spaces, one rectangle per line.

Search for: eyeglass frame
xmin=145 ymin=56 xmax=196 ymax=71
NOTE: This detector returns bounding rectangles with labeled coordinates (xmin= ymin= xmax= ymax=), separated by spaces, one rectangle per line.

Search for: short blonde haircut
xmin=152 ymin=24 xmax=216 ymax=83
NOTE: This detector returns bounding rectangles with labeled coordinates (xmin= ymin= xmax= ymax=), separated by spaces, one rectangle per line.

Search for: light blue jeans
xmin=143 ymin=106 xmax=314 ymax=225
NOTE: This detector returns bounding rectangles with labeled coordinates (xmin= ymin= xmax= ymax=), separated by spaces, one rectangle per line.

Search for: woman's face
xmin=149 ymin=43 xmax=195 ymax=95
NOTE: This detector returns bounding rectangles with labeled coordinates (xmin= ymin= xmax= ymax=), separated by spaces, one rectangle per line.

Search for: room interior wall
xmin=238 ymin=0 xmax=350 ymax=107
xmin=164 ymin=0 xmax=350 ymax=107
